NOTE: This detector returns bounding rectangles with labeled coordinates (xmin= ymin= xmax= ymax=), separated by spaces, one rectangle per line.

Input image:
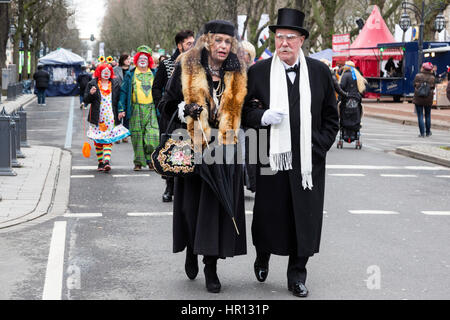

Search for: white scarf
xmin=269 ymin=49 xmax=313 ymax=190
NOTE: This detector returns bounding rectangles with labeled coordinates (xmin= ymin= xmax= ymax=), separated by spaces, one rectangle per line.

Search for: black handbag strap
xmin=165 ymin=108 xmax=181 ymax=135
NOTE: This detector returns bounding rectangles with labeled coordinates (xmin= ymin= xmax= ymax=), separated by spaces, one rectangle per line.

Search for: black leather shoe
xmin=288 ymin=282 xmax=309 ymax=298
xmin=204 ymin=264 xmax=221 ymax=293
xmin=185 ymin=250 xmax=198 ymax=280
xmin=254 ymin=262 xmax=269 ymax=282
xmin=162 ymin=190 xmax=172 ymax=202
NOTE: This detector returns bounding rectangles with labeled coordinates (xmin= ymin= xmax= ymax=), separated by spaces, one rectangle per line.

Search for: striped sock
xmin=103 ymin=144 xmax=112 ymax=162
xmin=94 ymin=142 xmax=103 ymax=163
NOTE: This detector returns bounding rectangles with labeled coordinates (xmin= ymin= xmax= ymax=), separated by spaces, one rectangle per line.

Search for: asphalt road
xmin=0 ymin=96 xmax=449 ymax=301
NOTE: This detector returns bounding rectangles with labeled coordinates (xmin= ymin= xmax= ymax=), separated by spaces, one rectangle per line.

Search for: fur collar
xmin=180 ymin=48 xmax=247 ymax=147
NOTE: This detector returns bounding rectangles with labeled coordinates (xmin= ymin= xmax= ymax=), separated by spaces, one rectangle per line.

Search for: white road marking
xmin=327 ymin=165 xmax=449 ymax=171
xmin=359 ymin=144 xmax=383 ymax=151
xmin=64 ymin=213 xmax=103 ymax=218
xmin=127 ymin=211 xmax=256 ymax=216
xmin=349 ymin=210 xmax=400 ymax=215
xmin=364 ymin=138 xmax=445 ymax=145
xmin=112 ymin=174 xmax=150 ymax=177
xmin=436 ymin=175 xmax=450 ymax=178
xmin=42 ymin=221 xmax=67 ymax=300
xmin=422 ymin=211 xmax=450 ymax=216
xmin=328 ymin=173 xmax=366 ymax=177
xmin=127 ymin=212 xmax=172 ymax=216
xmin=72 ymin=166 xmax=131 ymax=170
xmin=70 ymin=175 xmax=95 ymax=178
xmin=380 ymin=174 xmax=417 ymax=178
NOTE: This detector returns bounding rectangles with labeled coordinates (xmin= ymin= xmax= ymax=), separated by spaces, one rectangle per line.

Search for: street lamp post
xmin=399 ymin=1 xmax=447 ymax=69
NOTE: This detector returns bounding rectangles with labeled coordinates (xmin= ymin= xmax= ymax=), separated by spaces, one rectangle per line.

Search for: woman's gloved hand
xmin=184 ymin=103 xmax=203 ymax=120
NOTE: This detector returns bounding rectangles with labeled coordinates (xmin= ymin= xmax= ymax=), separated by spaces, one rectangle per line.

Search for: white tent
xmin=37 ymin=48 xmax=85 ymax=96
xmin=39 ymin=48 xmax=85 ymax=65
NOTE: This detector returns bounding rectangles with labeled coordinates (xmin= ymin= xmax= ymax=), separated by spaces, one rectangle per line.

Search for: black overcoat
xmin=84 ymin=78 xmax=121 ymax=126
xmin=242 ymin=56 xmax=339 ymax=257
xmin=158 ymin=51 xmax=247 ymax=258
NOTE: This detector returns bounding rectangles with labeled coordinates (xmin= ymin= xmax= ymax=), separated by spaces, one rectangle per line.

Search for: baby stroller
xmin=336 ymin=93 xmax=363 ymax=149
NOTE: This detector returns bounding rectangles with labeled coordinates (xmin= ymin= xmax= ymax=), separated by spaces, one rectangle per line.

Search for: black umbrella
xmin=197 ymin=143 xmax=242 ymax=235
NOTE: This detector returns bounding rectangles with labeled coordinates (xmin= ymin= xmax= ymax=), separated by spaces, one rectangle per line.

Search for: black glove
xmin=184 ymin=103 xmax=203 ymax=120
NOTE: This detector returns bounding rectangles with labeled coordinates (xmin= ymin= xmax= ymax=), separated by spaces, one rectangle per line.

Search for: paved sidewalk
xmin=0 ymin=146 xmax=71 ymax=229
xmin=362 ymin=98 xmax=450 ymax=167
xmin=1 ymin=94 xmax=36 ymax=113
xmin=0 ymin=95 xmax=71 ymax=230
xmin=363 ymin=99 xmax=450 ymax=130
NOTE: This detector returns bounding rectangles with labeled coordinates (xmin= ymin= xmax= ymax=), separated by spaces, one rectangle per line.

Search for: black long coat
xmin=84 ymin=78 xmax=121 ymax=126
xmin=158 ymin=51 xmax=247 ymax=258
xmin=242 ymin=56 xmax=339 ymax=257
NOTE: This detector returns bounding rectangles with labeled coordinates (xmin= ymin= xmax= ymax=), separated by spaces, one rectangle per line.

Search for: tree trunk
xmin=13 ymin=0 xmax=25 ymax=81
xmin=0 ymin=4 xmax=9 ymax=69
xmin=295 ymin=0 xmax=312 ymax=52
xmin=22 ymin=31 xmax=29 ymax=80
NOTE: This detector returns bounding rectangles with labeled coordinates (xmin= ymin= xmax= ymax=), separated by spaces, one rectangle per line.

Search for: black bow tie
xmin=286 ymin=65 xmax=299 ymax=73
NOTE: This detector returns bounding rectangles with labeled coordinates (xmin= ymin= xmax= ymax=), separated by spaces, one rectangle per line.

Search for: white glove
xmin=261 ymin=109 xmax=286 ymax=126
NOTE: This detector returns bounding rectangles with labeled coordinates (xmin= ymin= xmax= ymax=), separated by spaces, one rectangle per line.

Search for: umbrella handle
xmin=197 ymin=120 xmax=210 ymax=150
xmin=232 ymin=217 xmax=240 ymax=235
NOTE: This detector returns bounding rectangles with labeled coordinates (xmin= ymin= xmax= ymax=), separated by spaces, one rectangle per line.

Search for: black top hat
xmin=204 ymin=20 xmax=235 ymax=37
xmin=269 ymin=8 xmax=309 ymax=39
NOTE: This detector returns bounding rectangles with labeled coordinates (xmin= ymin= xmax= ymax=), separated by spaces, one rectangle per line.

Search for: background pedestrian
xmin=33 ymin=65 xmax=50 ymax=106
xmin=153 ymin=29 xmax=194 ymax=203
xmin=77 ymin=65 xmax=93 ymax=109
xmin=413 ymin=62 xmax=436 ymax=137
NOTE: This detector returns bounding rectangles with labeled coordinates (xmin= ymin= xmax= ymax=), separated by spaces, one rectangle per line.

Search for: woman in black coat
xmin=159 ymin=20 xmax=248 ymax=294
xmin=84 ymin=63 xmax=130 ymax=172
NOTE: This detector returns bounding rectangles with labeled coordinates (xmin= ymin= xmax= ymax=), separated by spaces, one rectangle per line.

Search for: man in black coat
xmin=33 ymin=65 xmax=50 ymax=106
xmin=153 ymin=30 xmax=194 ymax=203
xmin=242 ymin=8 xmax=339 ymax=298
xmin=77 ymin=66 xmax=92 ymax=109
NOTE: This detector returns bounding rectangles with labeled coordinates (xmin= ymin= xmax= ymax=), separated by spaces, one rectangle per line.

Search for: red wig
xmin=94 ymin=63 xmax=115 ymax=79
xmin=133 ymin=52 xmax=155 ymax=69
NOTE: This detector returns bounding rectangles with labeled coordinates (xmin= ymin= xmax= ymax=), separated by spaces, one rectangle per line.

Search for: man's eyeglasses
xmin=275 ymin=33 xmax=300 ymax=43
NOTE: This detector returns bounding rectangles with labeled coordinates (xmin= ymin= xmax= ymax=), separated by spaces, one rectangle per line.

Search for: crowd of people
xmin=72 ymin=8 xmax=340 ymax=298
xmin=31 ymin=6 xmax=449 ymax=298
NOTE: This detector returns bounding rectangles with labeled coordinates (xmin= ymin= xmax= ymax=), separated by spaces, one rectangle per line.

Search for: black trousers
xmin=256 ymin=251 xmax=309 ymax=285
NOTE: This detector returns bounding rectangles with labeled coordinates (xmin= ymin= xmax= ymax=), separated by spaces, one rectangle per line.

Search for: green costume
xmin=118 ymin=45 xmax=159 ymax=168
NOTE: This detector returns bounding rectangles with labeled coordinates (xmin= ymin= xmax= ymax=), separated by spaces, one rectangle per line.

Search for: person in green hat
xmin=118 ymin=45 xmax=159 ymax=170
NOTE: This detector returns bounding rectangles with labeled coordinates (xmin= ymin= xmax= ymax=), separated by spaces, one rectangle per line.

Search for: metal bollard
xmin=18 ymin=106 xmax=30 ymax=147
xmin=7 ymin=83 xmax=16 ymax=100
xmin=11 ymin=111 xmax=25 ymax=159
xmin=0 ymin=108 xmax=17 ymax=176
xmin=10 ymin=116 xmax=21 ymax=168
xmin=16 ymin=83 xmax=21 ymax=97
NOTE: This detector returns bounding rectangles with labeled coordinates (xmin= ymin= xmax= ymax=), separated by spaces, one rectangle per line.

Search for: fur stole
xmin=179 ymin=48 xmax=247 ymax=148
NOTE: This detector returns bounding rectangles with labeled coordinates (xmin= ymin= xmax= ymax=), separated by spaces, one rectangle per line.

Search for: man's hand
xmin=118 ymin=112 xmax=125 ymax=120
xmin=89 ymin=86 xmax=97 ymax=95
xmin=261 ymin=109 xmax=286 ymax=126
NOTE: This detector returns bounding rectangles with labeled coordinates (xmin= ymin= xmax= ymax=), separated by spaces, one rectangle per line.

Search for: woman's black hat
xmin=269 ymin=8 xmax=309 ymax=39
xmin=204 ymin=20 xmax=235 ymax=37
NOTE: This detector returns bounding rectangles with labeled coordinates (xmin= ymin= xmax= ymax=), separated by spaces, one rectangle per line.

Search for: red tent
xmin=333 ymin=5 xmax=402 ymax=77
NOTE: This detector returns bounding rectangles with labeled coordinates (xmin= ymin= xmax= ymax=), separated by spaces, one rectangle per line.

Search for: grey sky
xmin=72 ymin=0 xmax=106 ymax=39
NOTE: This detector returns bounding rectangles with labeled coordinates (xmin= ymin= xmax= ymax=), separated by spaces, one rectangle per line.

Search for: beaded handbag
xmin=151 ymin=110 xmax=196 ymax=177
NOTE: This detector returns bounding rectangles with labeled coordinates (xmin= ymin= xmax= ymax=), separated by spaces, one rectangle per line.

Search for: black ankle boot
xmin=203 ymin=256 xmax=221 ymax=293
xmin=185 ymin=248 xmax=198 ymax=280
xmin=162 ymin=179 xmax=173 ymax=202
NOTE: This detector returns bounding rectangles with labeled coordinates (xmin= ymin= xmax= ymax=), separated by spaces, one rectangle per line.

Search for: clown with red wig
xmin=118 ymin=45 xmax=159 ymax=171
xmin=84 ymin=63 xmax=130 ymax=172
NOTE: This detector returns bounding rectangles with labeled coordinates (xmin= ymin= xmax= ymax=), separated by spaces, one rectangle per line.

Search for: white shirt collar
xmin=281 ymin=56 xmax=300 ymax=70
